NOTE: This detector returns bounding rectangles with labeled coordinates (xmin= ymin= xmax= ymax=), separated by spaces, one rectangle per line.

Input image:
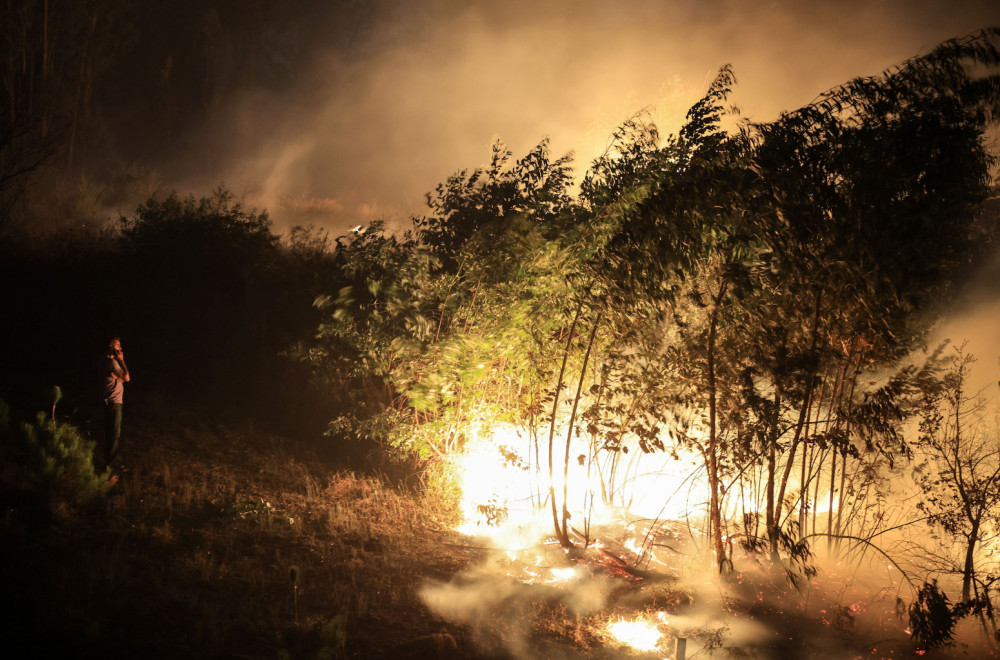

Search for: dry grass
xmin=5 ymin=410 xmax=966 ymax=659
xmin=1 ymin=412 xmax=493 ymax=659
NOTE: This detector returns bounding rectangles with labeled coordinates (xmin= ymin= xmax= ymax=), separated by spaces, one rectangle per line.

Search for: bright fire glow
xmin=450 ymin=418 xmax=844 ymax=570
xmin=606 ymin=617 xmax=663 ymax=652
xmin=451 ymin=420 xmax=707 ymax=546
xmin=548 ymin=566 xmax=578 ymax=582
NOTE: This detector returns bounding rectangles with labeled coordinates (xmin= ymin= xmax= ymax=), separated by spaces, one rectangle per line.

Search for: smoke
xmin=151 ymin=0 xmax=1000 ymax=234
xmin=416 ymin=536 xmax=914 ymax=659
xmin=419 ymin=554 xmax=620 ymax=659
xmin=928 ymin=251 xmax=1000 ymax=402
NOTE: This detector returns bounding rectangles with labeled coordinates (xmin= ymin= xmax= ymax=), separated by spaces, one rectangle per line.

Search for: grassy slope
xmin=4 ymin=407 xmax=988 ymax=659
xmin=1 ymin=410 xmax=492 ymax=659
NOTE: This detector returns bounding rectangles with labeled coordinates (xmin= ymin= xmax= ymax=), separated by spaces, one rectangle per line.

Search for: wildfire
xmin=606 ymin=614 xmax=667 ymax=652
xmin=548 ymin=565 xmax=578 ymax=582
xmin=451 ymin=420 xmax=707 ymax=547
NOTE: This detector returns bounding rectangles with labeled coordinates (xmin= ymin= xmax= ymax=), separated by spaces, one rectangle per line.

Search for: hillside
xmin=1 ymin=407 xmax=491 ymax=659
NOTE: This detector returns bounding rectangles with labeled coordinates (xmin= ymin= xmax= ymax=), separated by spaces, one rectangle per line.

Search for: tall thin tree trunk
xmin=963 ymin=521 xmax=980 ymax=601
xmin=562 ymin=313 xmax=601 ymax=543
xmin=547 ymin=299 xmax=583 ymax=548
xmin=773 ymin=292 xmax=823 ymax=539
xmin=68 ymin=13 xmax=97 ymax=170
xmin=833 ymin=355 xmax=861 ymax=549
xmin=834 ymin=450 xmax=848 ymax=552
xmin=827 ymin=448 xmax=837 ymax=554
xmin=766 ymin=390 xmax=780 ymax=560
xmin=41 ymin=0 xmax=49 ymax=138
xmin=811 ymin=449 xmax=824 ymax=535
xmin=706 ymin=281 xmax=729 ymax=572
xmin=800 ymin=372 xmax=826 ymax=539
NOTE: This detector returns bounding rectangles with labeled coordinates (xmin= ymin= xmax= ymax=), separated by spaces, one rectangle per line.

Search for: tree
xmin=0 ymin=0 xmax=134 ymax=227
xmin=119 ymin=186 xmax=279 ymax=404
xmin=305 ymin=30 xmax=1000 ymax=576
xmin=414 ymin=137 xmax=574 ymax=267
xmin=586 ymin=29 xmax=1000 ymax=573
xmin=915 ymin=346 xmax=1000 ymax=643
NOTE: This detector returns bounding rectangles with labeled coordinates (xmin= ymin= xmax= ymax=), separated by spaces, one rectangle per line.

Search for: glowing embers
xmin=515 ymin=561 xmax=580 ymax=585
xmin=606 ymin=612 xmax=669 ymax=652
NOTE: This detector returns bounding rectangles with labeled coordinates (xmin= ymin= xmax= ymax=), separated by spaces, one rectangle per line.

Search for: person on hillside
xmin=101 ymin=337 xmax=130 ymax=469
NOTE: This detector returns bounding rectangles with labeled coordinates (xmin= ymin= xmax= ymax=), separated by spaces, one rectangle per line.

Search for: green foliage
xmin=325 ymin=409 xmax=417 ymax=456
xmin=580 ymin=111 xmax=662 ymax=208
xmin=415 ymin=137 xmax=575 ymax=264
xmin=308 ymin=160 xmax=589 ymax=460
xmin=303 ymin=30 xmax=1000 ymax=568
xmin=0 ymin=396 xmax=112 ymax=509
xmin=583 ymin=30 xmax=1000 ymax=567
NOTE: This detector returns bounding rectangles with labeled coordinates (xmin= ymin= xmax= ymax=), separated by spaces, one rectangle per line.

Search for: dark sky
xmin=147 ymin=0 xmax=1000 ymax=234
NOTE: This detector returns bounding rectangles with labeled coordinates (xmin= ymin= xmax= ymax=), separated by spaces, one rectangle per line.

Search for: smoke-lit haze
xmin=148 ymin=0 xmax=1000 ymax=381
xmin=157 ymin=0 xmax=1000 ymax=231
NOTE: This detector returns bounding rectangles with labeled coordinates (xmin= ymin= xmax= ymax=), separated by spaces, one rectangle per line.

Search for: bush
xmin=909 ymin=581 xmax=956 ymax=650
xmin=0 ymin=393 xmax=112 ymax=516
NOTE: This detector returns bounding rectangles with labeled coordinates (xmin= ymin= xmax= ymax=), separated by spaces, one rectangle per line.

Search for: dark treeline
xmin=0 ymin=188 xmax=346 ymax=439
xmin=1 ymin=0 xmax=383 ymax=229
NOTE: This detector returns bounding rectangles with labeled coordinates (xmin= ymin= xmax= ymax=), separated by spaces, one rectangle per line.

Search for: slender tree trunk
xmin=531 ymin=417 xmax=541 ymax=509
xmin=562 ymin=313 xmax=601 ymax=543
xmin=833 ymin=355 xmax=861 ymax=549
xmin=799 ymin=441 xmax=810 ymax=537
xmin=68 ymin=13 xmax=97 ymax=170
xmin=765 ymin=440 xmax=775 ymax=549
xmin=811 ymin=448 xmax=824 ymax=536
xmin=41 ymin=0 xmax=49 ymax=138
xmin=834 ymin=450 xmax=848 ymax=552
xmin=706 ymin=281 xmax=729 ymax=572
xmin=773 ymin=292 xmax=824 ymax=537
xmin=766 ymin=390 xmax=780 ymax=560
xmin=548 ymin=299 xmax=583 ymax=548
xmin=963 ymin=522 xmax=979 ymax=601
xmin=773 ymin=374 xmax=814 ymax=535
xmin=799 ymin=372 xmax=826 ymax=539
xmin=827 ymin=447 xmax=837 ymax=554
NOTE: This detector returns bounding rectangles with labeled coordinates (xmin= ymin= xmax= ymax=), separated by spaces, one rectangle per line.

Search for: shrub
xmin=0 ymin=392 xmax=113 ymax=515
xmin=909 ymin=581 xmax=956 ymax=650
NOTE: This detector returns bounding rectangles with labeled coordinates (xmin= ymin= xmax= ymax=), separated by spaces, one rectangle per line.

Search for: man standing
xmin=101 ymin=337 xmax=130 ymax=468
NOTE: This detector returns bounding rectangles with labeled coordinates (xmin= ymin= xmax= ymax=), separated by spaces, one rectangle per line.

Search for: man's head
xmin=108 ymin=337 xmax=122 ymax=354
